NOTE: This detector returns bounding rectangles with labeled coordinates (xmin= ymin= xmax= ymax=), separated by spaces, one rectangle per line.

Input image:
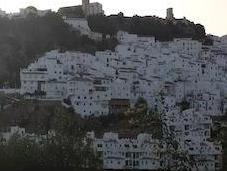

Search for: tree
xmin=161 ymin=123 xmax=194 ymax=170
xmin=39 ymin=109 xmax=101 ymax=170
xmin=0 ymin=93 xmax=7 ymax=111
xmin=0 ymin=109 xmax=101 ymax=171
xmin=0 ymin=134 xmax=40 ymax=171
xmin=177 ymin=99 xmax=190 ymax=112
xmin=87 ymin=15 xmax=207 ymax=41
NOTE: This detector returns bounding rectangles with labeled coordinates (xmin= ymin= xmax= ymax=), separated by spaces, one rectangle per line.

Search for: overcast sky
xmin=0 ymin=0 xmax=226 ymax=36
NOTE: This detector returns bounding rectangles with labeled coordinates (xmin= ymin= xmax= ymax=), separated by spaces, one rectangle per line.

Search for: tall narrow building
xmin=82 ymin=0 xmax=90 ymax=16
xmin=166 ymin=8 xmax=174 ymax=20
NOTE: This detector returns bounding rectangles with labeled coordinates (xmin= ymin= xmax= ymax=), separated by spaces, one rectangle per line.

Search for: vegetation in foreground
xmin=212 ymin=116 xmax=227 ymax=171
xmin=0 ymin=97 xmax=161 ymax=171
xmin=0 ymin=96 xmax=198 ymax=171
xmin=0 ymin=102 xmax=101 ymax=171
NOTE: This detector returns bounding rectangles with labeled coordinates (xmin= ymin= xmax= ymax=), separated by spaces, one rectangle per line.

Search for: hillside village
xmin=18 ymin=29 xmax=227 ymax=170
xmin=0 ymin=0 xmax=227 ymax=171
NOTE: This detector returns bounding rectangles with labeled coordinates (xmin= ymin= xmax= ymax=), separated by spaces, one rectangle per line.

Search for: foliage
xmin=203 ymin=36 xmax=214 ymax=46
xmin=222 ymin=126 xmax=227 ymax=171
xmin=161 ymin=123 xmax=194 ymax=170
xmin=125 ymin=97 xmax=148 ymax=121
xmin=0 ymin=93 xmax=8 ymax=110
xmin=211 ymin=117 xmax=227 ymax=171
xmin=0 ymin=110 xmax=101 ymax=171
xmin=155 ymin=92 xmax=194 ymax=170
xmin=88 ymin=14 xmax=206 ymax=41
xmin=0 ymin=135 xmax=40 ymax=171
xmin=125 ymin=98 xmax=163 ymax=138
xmin=134 ymin=97 xmax=148 ymax=109
xmin=177 ymin=99 xmax=190 ymax=112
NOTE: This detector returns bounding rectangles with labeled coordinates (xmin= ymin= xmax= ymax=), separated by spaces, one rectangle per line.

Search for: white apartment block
xmin=89 ymin=132 xmax=163 ymax=170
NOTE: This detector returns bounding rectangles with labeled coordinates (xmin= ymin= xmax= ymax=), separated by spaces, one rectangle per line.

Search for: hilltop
xmin=87 ymin=13 xmax=207 ymax=42
xmin=58 ymin=4 xmax=208 ymax=42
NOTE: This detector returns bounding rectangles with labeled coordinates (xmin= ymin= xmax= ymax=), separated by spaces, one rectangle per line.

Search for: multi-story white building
xmin=89 ymin=132 xmax=162 ymax=170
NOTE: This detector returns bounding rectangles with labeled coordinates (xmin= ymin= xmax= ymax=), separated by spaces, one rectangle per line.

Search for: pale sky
xmin=0 ymin=0 xmax=226 ymax=36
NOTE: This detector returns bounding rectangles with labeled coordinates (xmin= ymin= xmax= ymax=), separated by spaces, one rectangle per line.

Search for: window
xmin=97 ymin=144 xmax=102 ymax=148
xmin=185 ymin=125 xmax=190 ymax=130
xmin=125 ymin=144 xmax=130 ymax=148
xmin=126 ymin=160 xmax=129 ymax=166
xmin=170 ymin=126 xmax=175 ymax=131
xmin=185 ymin=132 xmax=189 ymax=136
xmin=189 ymin=147 xmax=194 ymax=151
xmin=133 ymin=145 xmax=137 ymax=148
xmin=126 ymin=152 xmax=130 ymax=157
